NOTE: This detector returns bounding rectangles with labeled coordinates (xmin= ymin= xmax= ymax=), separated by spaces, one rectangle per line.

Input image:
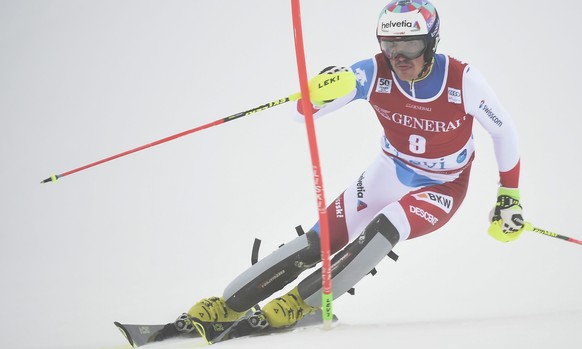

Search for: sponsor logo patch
xmin=479 ymin=100 xmax=503 ymax=127
xmin=448 ymin=87 xmax=462 ymax=104
xmin=380 ymin=20 xmax=420 ymax=32
xmin=412 ymin=191 xmax=454 ymax=213
xmin=409 ymin=205 xmax=439 ymax=225
xmin=372 ymin=105 xmax=466 ymax=132
xmin=456 ymin=149 xmax=467 ymax=164
xmin=334 ymin=198 xmax=344 ymax=218
xmin=357 ymin=200 xmax=368 ymax=212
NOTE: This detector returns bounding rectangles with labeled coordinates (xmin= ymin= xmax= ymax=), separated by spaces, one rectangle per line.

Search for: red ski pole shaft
xmin=40 ymin=95 xmax=297 ymax=184
xmin=291 ymin=0 xmax=333 ymax=329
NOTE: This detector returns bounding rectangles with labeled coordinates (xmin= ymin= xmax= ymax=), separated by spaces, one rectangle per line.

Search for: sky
xmin=1 ymin=1 xmax=581 ymax=348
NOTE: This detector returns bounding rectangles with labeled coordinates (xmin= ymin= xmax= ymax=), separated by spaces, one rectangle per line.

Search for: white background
xmin=1 ymin=1 xmax=581 ymax=348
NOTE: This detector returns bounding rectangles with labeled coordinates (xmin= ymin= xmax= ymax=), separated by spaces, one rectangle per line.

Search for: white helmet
xmin=376 ymin=0 xmax=440 ymax=63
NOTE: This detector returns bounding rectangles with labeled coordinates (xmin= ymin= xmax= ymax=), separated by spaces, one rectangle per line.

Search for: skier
xmin=173 ymin=0 xmax=525 ymax=336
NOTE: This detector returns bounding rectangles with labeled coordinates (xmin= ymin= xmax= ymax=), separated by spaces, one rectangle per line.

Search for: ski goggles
xmin=379 ymin=37 xmax=426 ymax=60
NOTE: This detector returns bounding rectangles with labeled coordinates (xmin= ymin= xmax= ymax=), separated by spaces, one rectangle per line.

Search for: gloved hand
xmin=488 ymin=187 xmax=525 ymax=242
xmin=310 ymin=66 xmax=355 ymax=107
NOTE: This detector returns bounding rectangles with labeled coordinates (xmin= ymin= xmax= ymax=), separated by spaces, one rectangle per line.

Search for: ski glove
xmin=311 ymin=66 xmax=355 ymax=107
xmin=488 ymin=187 xmax=525 ymax=242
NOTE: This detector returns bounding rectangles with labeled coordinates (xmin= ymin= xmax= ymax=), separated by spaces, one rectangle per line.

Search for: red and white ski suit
xmin=301 ymin=54 xmax=520 ymax=253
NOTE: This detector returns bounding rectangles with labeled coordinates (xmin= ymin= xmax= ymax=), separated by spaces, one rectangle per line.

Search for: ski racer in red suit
xmin=164 ymin=0 xmax=526 ymax=337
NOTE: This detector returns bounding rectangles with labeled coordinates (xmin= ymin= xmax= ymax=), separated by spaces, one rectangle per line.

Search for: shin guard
xmin=298 ymin=214 xmax=400 ymax=307
xmin=223 ymin=231 xmax=320 ymax=312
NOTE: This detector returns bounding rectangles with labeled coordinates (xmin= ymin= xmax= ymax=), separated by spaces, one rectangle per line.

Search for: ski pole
xmin=39 ymin=96 xmax=296 ymax=184
xmin=40 ymin=70 xmax=355 ymax=184
xmin=525 ymin=222 xmax=582 ymax=246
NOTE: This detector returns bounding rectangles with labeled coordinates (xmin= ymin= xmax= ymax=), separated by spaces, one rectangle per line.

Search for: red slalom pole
xmin=290 ymin=0 xmax=333 ymax=329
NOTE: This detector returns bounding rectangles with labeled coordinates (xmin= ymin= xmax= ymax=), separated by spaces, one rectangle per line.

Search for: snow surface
xmin=1 ymin=1 xmax=581 ymax=349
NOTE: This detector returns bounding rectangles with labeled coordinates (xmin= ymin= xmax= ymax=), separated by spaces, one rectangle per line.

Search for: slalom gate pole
xmin=290 ymin=0 xmax=333 ymax=329
xmin=525 ymin=222 xmax=582 ymax=246
xmin=40 ymin=95 xmax=299 ymax=184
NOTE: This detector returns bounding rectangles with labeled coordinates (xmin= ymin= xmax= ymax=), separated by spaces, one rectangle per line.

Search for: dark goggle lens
xmin=380 ymin=38 xmax=426 ymax=60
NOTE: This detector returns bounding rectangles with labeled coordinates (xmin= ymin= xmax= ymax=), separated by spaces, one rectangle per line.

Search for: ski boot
xmin=187 ymin=296 xmax=246 ymax=323
xmin=186 ymin=296 xmax=247 ymax=341
xmin=262 ymin=287 xmax=318 ymax=328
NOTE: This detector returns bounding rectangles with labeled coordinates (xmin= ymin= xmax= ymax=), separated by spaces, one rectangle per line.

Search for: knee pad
xmin=224 ymin=230 xmax=320 ymax=312
xmin=297 ymin=214 xmax=399 ymax=307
